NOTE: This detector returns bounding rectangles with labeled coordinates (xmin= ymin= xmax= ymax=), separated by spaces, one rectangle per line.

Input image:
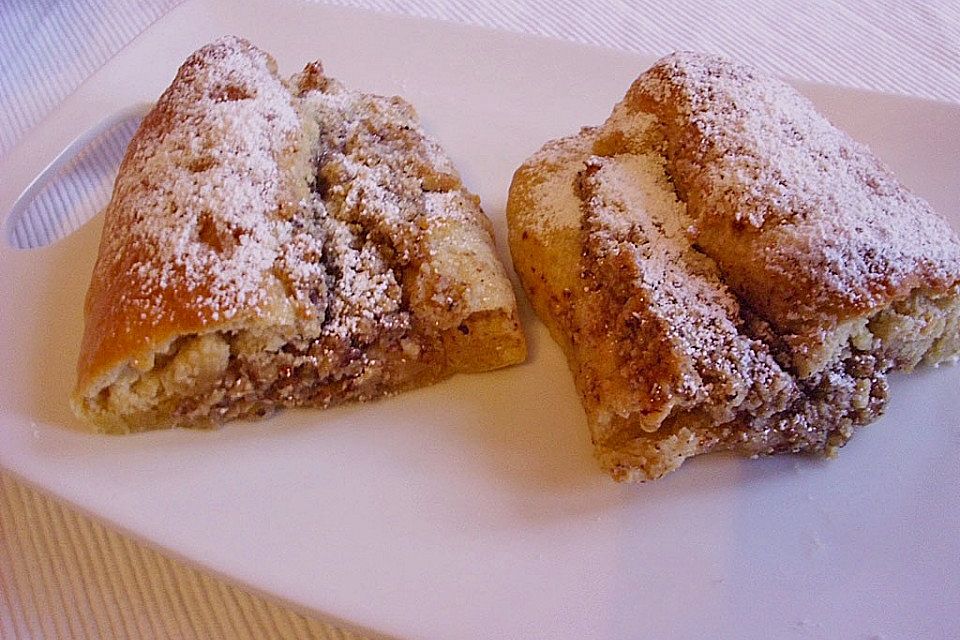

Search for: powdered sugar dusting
xmin=627 ymin=51 xmax=960 ymax=313
xmin=97 ymin=36 xmax=300 ymax=328
xmin=580 ymin=153 xmax=792 ymax=417
xmin=93 ymin=36 xmax=481 ymax=347
xmin=519 ymin=129 xmax=598 ymax=234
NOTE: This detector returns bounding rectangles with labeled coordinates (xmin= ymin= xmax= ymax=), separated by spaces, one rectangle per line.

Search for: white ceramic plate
xmin=2 ymin=1 xmax=959 ymax=637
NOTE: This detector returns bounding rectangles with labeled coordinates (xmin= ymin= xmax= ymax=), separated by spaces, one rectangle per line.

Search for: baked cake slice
xmin=72 ymin=37 xmax=526 ymax=432
xmin=507 ymin=52 xmax=960 ymax=481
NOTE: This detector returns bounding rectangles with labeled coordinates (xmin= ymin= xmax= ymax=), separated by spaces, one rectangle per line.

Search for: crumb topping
xmin=293 ymin=72 xmax=470 ymax=345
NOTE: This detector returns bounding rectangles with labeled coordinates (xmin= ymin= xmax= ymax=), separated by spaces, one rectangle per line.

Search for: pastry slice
xmin=507 ymin=52 xmax=960 ymax=481
xmin=72 ymin=37 xmax=525 ymax=433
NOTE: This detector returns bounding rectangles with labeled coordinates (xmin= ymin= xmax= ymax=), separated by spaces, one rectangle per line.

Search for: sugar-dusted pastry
xmin=73 ymin=37 xmax=525 ymax=433
xmin=507 ymin=52 xmax=960 ymax=481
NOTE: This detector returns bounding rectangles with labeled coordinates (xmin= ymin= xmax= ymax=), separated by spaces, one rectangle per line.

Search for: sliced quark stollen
xmin=507 ymin=51 xmax=960 ymax=481
xmin=73 ymin=37 xmax=526 ymax=432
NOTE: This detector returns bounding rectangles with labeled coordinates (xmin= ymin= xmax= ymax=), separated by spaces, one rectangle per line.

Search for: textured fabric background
xmin=2 ymin=1 xmax=959 ymax=638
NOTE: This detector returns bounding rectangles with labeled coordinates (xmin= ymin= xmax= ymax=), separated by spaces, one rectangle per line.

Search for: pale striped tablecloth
xmin=2 ymin=1 xmax=959 ymax=638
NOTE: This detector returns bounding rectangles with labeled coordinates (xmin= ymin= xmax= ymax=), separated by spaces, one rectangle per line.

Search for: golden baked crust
xmin=73 ymin=37 xmax=525 ymax=432
xmin=507 ymin=52 xmax=960 ymax=481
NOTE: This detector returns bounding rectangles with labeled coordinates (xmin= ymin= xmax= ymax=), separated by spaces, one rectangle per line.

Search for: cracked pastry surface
xmin=72 ymin=37 xmax=526 ymax=433
xmin=507 ymin=52 xmax=959 ymax=481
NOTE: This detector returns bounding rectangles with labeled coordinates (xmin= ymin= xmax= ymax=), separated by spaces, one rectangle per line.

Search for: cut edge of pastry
xmin=509 ymin=141 xmax=893 ymax=482
xmin=575 ymin=153 xmax=798 ymax=438
xmin=72 ymin=303 xmax=524 ymax=434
